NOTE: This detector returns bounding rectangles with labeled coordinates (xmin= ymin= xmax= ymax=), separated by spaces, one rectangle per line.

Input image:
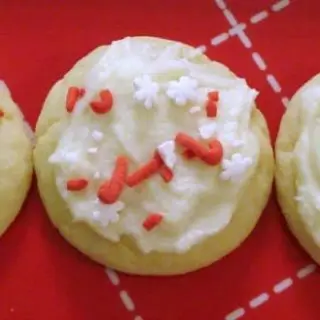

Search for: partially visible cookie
xmin=276 ymin=74 xmax=320 ymax=264
xmin=0 ymin=81 xmax=33 ymax=235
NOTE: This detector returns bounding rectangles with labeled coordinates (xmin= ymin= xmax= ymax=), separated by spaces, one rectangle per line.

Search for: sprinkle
xmin=198 ymin=122 xmax=217 ymax=139
xmin=220 ymin=153 xmax=253 ymax=181
xmin=133 ymin=75 xmax=159 ymax=109
xmin=158 ymin=166 xmax=174 ymax=182
xmin=98 ymin=156 xmax=128 ymax=204
xmin=92 ymin=130 xmax=104 ymax=141
xmin=208 ymin=91 xmax=219 ymax=101
xmin=66 ymin=87 xmax=84 ymax=113
xmin=189 ymin=106 xmax=201 ymax=114
xmin=127 ymin=158 xmax=162 ymax=187
xmin=182 ymin=149 xmax=196 ymax=159
xmin=206 ymin=99 xmax=217 ymax=118
xmin=167 ymin=76 xmax=198 ymax=106
xmin=90 ymin=89 xmax=113 ymax=114
xmin=0 ymin=109 xmax=4 ymax=118
xmin=156 ymin=140 xmax=176 ymax=169
xmin=205 ymin=91 xmax=219 ymax=118
xmin=66 ymin=178 xmax=88 ymax=191
xmin=143 ymin=213 xmax=163 ymax=231
xmin=175 ymin=133 xmax=207 ymax=158
xmin=204 ymin=139 xmax=223 ymax=165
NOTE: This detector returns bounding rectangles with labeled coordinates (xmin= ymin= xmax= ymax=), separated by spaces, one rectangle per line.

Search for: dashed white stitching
xmin=225 ymin=308 xmax=246 ymax=320
xmin=281 ymin=96 xmax=289 ymax=108
xmin=273 ymin=278 xmax=293 ymax=293
xmin=105 ymin=268 xmax=120 ymax=286
xmin=223 ymin=9 xmax=238 ymax=26
xmin=249 ymin=293 xmax=269 ymax=308
xmin=195 ymin=45 xmax=207 ymax=53
xmin=215 ymin=0 xmax=226 ymax=10
xmin=211 ymin=33 xmax=229 ymax=46
xmin=120 ymin=290 xmax=136 ymax=311
xmin=106 ymin=268 xmax=143 ymax=319
xmin=250 ymin=11 xmax=269 ymax=24
xmin=228 ymin=24 xmax=252 ymax=48
xmin=224 ymin=263 xmax=316 ymax=319
xmin=297 ymin=264 xmax=317 ymax=279
xmin=252 ymin=52 xmax=267 ymax=71
xmin=266 ymin=74 xmax=282 ymax=93
xmin=272 ymin=0 xmax=290 ymax=12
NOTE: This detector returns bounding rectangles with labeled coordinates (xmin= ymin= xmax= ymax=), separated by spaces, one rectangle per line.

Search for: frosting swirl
xmin=49 ymin=37 xmax=260 ymax=253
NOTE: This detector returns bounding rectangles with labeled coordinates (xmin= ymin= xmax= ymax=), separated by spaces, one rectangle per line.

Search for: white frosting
xmin=49 ymin=37 xmax=260 ymax=253
xmin=294 ymin=85 xmax=320 ymax=244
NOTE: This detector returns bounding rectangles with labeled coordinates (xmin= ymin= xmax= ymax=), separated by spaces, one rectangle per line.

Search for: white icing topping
xmin=49 ymin=37 xmax=260 ymax=253
xmin=157 ymin=140 xmax=176 ymax=169
xmin=189 ymin=106 xmax=201 ymax=114
xmin=294 ymin=84 xmax=320 ymax=244
xmin=166 ymin=76 xmax=198 ymax=106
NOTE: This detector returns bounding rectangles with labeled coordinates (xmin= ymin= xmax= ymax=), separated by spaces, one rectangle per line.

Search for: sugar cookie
xmin=34 ymin=37 xmax=274 ymax=275
xmin=0 ymin=81 xmax=33 ymax=235
xmin=276 ymin=73 xmax=320 ymax=264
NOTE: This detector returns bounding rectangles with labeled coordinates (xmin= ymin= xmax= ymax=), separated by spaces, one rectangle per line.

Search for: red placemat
xmin=0 ymin=0 xmax=320 ymax=319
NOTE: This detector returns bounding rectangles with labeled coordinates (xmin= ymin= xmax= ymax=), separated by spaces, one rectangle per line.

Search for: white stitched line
xmin=252 ymin=52 xmax=267 ymax=71
xmin=281 ymin=97 xmax=289 ymax=108
xmin=225 ymin=308 xmax=245 ymax=320
xmin=297 ymin=263 xmax=317 ymax=279
xmin=250 ymin=11 xmax=269 ymax=24
xmin=272 ymin=0 xmax=290 ymax=12
xmin=228 ymin=24 xmax=252 ymax=48
xmin=106 ymin=268 xmax=143 ymax=319
xmin=249 ymin=293 xmax=269 ymax=308
xmin=273 ymin=278 xmax=293 ymax=293
xmin=120 ymin=290 xmax=135 ymax=311
xmin=195 ymin=45 xmax=207 ymax=53
xmin=223 ymin=9 xmax=238 ymax=26
xmin=105 ymin=268 xmax=120 ymax=286
xmin=216 ymin=0 xmax=227 ymax=10
xmin=266 ymin=74 xmax=282 ymax=93
xmin=211 ymin=33 xmax=229 ymax=46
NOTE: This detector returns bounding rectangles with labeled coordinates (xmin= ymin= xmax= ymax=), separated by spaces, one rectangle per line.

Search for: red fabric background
xmin=0 ymin=0 xmax=320 ymax=319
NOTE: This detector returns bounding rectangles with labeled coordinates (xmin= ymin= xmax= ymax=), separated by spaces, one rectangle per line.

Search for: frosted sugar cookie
xmin=0 ymin=81 xmax=33 ymax=235
xmin=34 ymin=37 xmax=273 ymax=275
xmin=276 ymin=74 xmax=320 ymax=264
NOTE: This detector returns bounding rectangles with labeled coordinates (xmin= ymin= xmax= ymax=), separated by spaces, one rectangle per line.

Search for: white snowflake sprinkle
xmin=133 ymin=75 xmax=159 ymax=109
xmin=93 ymin=172 xmax=101 ymax=179
xmin=198 ymin=123 xmax=216 ymax=139
xmin=220 ymin=153 xmax=253 ymax=182
xmin=167 ymin=76 xmax=199 ymax=106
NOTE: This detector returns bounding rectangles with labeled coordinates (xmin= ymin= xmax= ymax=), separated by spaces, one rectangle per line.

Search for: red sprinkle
xmin=208 ymin=91 xmax=219 ymax=101
xmin=143 ymin=213 xmax=163 ymax=231
xmin=0 ymin=109 xmax=4 ymax=118
xmin=66 ymin=178 xmax=88 ymax=191
xmin=205 ymin=99 xmax=217 ymax=118
xmin=127 ymin=158 xmax=162 ymax=187
xmin=175 ymin=133 xmax=208 ymax=158
xmin=98 ymin=156 xmax=128 ymax=204
xmin=90 ymin=89 xmax=113 ymax=114
xmin=66 ymin=87 xmax=84 ymax=113
xmin=158 ymin=166 xmax=174 ymax=182
xmin=202 ymin=139 xmax=223 ymax=165
xmin=182 ymin=149 xmax=196 ymax=159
